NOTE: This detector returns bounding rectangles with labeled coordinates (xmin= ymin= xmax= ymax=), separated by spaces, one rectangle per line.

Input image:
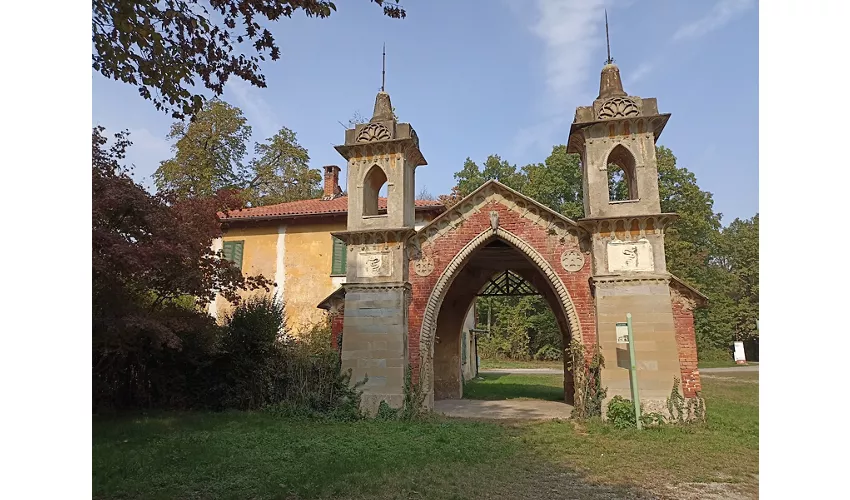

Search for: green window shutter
xmin=222 ymin=240 xmax=245 ymax=270
xmin=331 ymin=237 xmax=347 ymax=275
xmin=462 ymin=331 xmax=468 ymax=363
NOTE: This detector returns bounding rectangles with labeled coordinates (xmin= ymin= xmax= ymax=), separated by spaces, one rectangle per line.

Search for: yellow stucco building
xmin=209 ymin=165 xmax=445 ymax=333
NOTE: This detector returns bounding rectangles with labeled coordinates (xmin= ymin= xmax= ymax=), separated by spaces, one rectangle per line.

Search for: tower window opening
xmin=606 ymin=145 xmax=638 ymax=202
xmin=363 ymin=164 xmax=388 ymax=216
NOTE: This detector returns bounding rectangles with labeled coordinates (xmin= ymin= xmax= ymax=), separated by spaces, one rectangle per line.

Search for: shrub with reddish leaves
xmin=92 ymin=126 xmax=273 ymax=409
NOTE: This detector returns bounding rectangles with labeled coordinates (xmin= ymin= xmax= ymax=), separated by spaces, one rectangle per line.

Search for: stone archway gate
xmin=327 ymin=180 xmax=705 ymax=414
xmin=406 ymin=181 xmax=596 ymax=407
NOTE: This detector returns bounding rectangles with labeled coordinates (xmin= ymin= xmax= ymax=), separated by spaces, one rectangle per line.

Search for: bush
xmin=214 ymin=295 xmax=364 ymax=418
xmin=92 ymin=303 xmax=223 ymax=411
xmin=534 ymin=345 xmax=562 ymax=361
xmin=606 ymin=396 xmax=637 ymax=429
xmin=94 ymin=292 xmax=365 ymax=420
xmin=697 ymin=345 xmax=731 ymax=364
xmin=293 ymin=321 xmax=335 ymax=356
xmin=569 ymin=340 xmax=606 ymax=420
xmin=213 ymin=295 xmax=287 ymax=409
xmin=606 ymin=395 xmax=667 ymax=429
xmin=477 ymin=334 xmax=512 ymax=359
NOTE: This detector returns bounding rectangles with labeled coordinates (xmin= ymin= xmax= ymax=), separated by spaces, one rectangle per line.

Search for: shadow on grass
xmin=463 ymin=373 xmax=565 ymax=401
xmin=92 ymin=377 xmax=757 ymax=499
xmin=92 ymin=411 xmax=661 ymax=500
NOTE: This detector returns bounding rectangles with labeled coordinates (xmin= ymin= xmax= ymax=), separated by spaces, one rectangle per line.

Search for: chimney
xmin=323 ymin=165 xmax=342 ymax=200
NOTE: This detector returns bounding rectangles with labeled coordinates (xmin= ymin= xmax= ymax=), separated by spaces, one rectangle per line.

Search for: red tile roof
xmin=222 ymin=196 xmax=444 ymax=220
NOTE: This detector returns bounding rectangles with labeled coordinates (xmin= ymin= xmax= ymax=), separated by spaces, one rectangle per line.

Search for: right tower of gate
xmin=567 ymin=60 xmax=685 ymax=411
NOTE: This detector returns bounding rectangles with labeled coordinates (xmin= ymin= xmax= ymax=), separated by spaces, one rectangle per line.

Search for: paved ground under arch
xmin=434 ymin=365 xmax=758 ymax=420
xmin=434 ymin=398 xmax=574 ymax=420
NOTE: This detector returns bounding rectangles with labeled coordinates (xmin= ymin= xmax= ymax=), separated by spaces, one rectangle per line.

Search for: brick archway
xmin=416 ymin=227 xmax=584 ymax=402
xmin=406 ymin=183 xmax=598 ymax=407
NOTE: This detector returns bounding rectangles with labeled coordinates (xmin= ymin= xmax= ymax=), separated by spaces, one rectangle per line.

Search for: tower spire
xmin=381 ymin=43 xmax=386 ymax=92
xmin=598 ymin=9 xmax=625 ymax=99
xmin=605 ymin=9 xmax=613 ymax=65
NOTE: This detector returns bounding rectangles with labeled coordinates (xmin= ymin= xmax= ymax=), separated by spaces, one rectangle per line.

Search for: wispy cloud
xmin=511 ymin=0 xmax=607 ymax=156
xmin=227 ymin=79 xmax=280 ymax=140
xmin=128 ymin=127 xmax=171 ymax=156
xmin=627 ymin=61 xmax=656 ymax=86
xmin=531 ymin=0 xmax=606 ymax=111
xmin=673 ymin=0 xmax=755 ymax=41
xmin=628 ymin=0 xmax=754 ymax=88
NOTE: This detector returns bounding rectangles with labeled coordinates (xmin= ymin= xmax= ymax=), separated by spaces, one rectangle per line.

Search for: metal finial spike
xmin=381 ymin=43 xmax=386 ymax=92
xmin=605 ymin=9 xmax=613 ymax=65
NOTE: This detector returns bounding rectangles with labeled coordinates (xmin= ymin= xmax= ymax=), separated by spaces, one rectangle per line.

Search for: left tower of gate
xmin=332 ymin=91 xmax=427 ymax=413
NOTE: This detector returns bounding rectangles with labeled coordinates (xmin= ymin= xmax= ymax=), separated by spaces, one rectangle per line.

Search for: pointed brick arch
xmin=416 ymin=227 xmax=584 ymax=404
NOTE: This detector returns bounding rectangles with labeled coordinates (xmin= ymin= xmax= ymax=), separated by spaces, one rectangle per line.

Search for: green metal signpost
xmin=616 ymin=313 xmax=642 ymax=430
xmin=627 ymin=313 xmax=642 ymax=430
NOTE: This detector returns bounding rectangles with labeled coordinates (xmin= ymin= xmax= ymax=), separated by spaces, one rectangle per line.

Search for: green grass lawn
xmin=93 ymin=373 xmax=758 ymax=499
xmin=463 ymin=373 xmax=565 ymax=401
xmin=478 ymin=357 xmax=759 ymax=371
xmin=698 ymin=359 xmax=758 ymax=368
xmin=479 ymin=358 xmax=563 ymax=370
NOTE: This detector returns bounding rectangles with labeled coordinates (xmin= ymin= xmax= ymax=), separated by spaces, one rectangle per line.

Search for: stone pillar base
xmin=340 ymin=283 xmax=410 ymax=416
xmin=594 ymin=276 xmax=684 ymax=412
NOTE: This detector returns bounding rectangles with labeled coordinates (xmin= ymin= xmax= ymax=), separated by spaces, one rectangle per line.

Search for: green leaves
xmin=246 ymin=127 xmax=320 ymax=205
xmin=521 ymin=145 xmax=584 ymax=220
xmin=92 ymin=0 xmax=407 ymax=119
xmin=154 ymin=99 xmax=321 ymax=205
xmin=451 ymin=143 xmax=757 ymax=355
xmin=154 ymin=99 xmax=252 ymax=199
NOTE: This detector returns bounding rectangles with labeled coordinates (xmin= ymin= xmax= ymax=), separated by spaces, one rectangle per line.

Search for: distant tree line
xmin=455 ymin=146 xmax=758 ymax=359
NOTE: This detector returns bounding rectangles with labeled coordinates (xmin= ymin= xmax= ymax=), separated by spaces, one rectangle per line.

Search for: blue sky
xmin=92 ymin=0 xmax=758 ymax=224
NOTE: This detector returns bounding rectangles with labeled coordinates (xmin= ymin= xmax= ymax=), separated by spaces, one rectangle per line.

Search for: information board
xmin=616 ymin=322 xmax=629 ymax=344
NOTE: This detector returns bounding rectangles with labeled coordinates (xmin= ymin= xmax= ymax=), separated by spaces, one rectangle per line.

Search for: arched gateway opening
xmin=417 ymin=225 xmax=584 ymax=407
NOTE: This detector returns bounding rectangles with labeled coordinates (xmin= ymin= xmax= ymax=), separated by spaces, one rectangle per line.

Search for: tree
xmin=92 ymin=0 xmax=406 ymax=119
xmin=446 ymin=143 xmax=757 ymax=357
xmin=453 ymin=158 xmax=485 ymax=197
xmin=154 ymin=99 xmax=252 ymax=198
xmin=155 ymin=99 xmax=321 ymax=204
xmin=716 ymin=214 xmax=759 ymax=341
xmin=416 ymin=186 xmax=435 ymax=201
xmin=93 ymin=126 xmax=274 ymax=407
xmin=246 ymin=127 xmax=320 ymax=205
xmin=454 ymin=155 xmax=526 ymax=197
xmin=656 ymin=146 xmax=724 ymax=287
xmin=522 ymin=145 xmax=584 ymax=220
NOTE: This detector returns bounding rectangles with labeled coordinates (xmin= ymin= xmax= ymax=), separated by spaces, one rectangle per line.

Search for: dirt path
xmin=434 ymin=398 xmax=574 ymax=420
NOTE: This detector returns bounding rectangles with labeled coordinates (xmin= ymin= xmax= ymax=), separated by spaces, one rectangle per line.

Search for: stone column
xmin=341 ymin=282 xmax=410 ymax=413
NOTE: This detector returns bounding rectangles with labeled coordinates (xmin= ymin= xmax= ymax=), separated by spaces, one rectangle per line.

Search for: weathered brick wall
xmin=407 ymin=199 xmax=597 ymax=382
xmin=671 ymin=297 xmax=702 ymax=397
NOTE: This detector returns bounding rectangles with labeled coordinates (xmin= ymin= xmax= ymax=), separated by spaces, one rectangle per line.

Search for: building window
xmin=331 ymin=236 xmax=347 ymax=276
xmin=222 ymin=240 xmax=245 ymax=270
